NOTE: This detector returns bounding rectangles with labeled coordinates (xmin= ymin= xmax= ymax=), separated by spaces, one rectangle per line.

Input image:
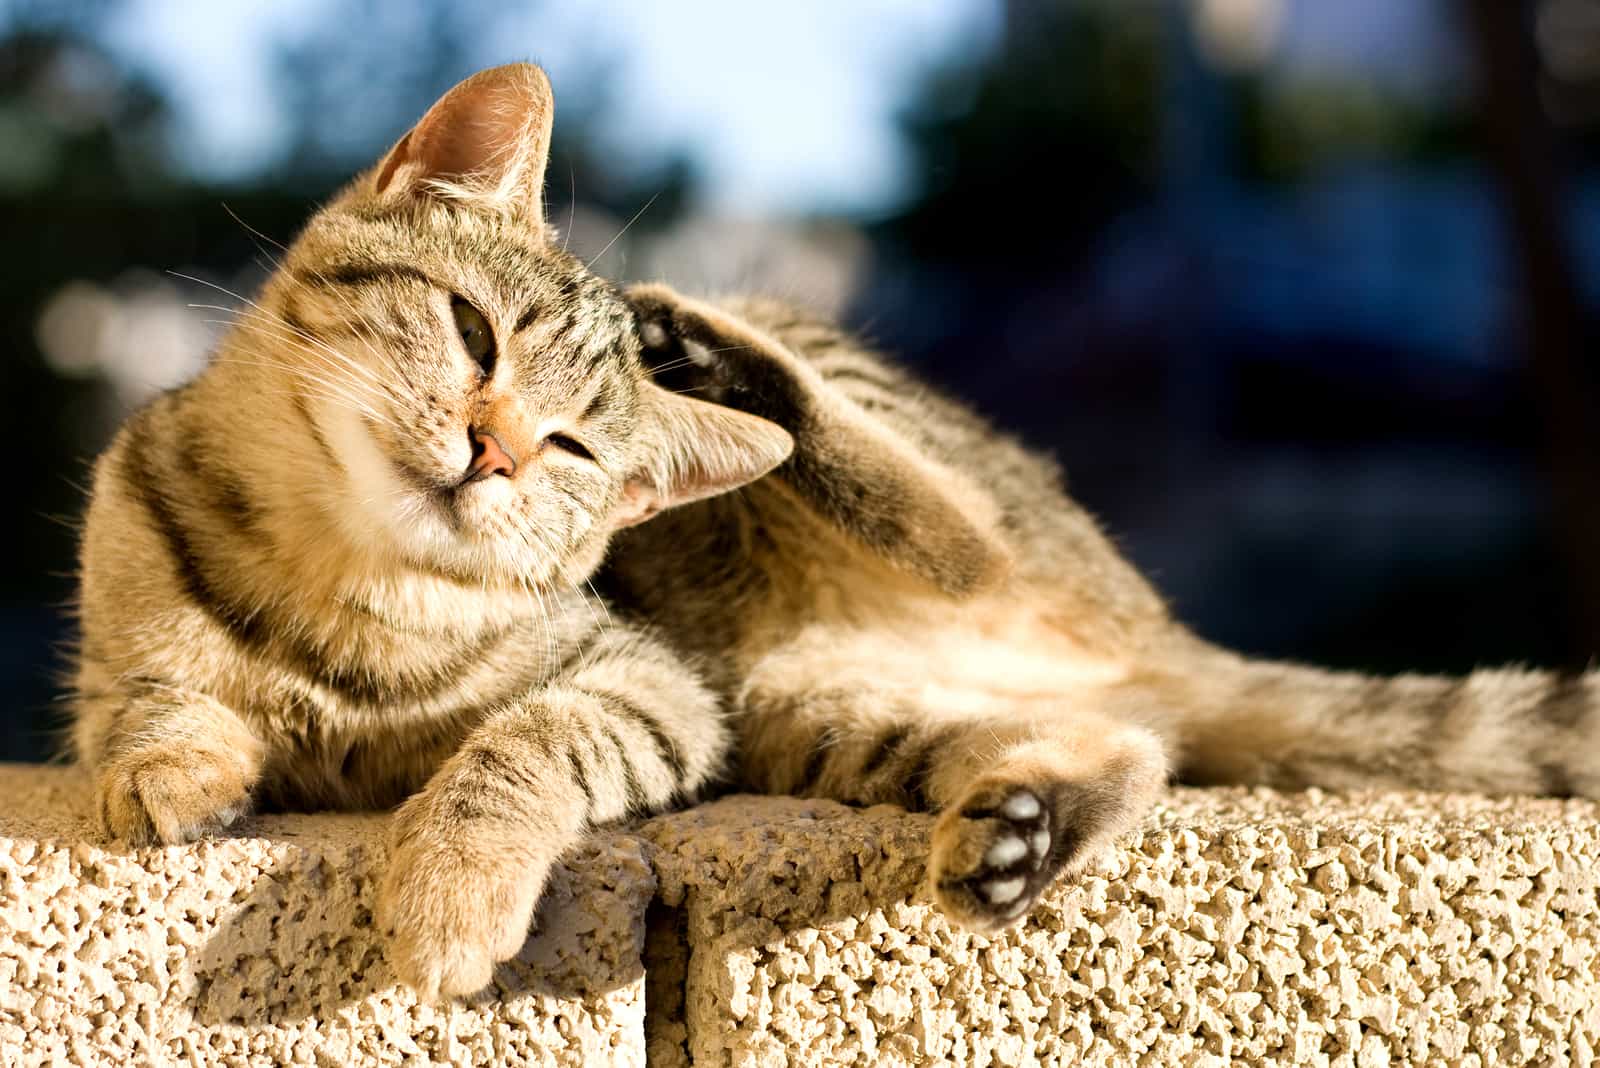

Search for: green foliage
xmin=1230 ymin=75 xmax=1474 ymax=183
xmin=888 ymin=1 xmax=1163 ymax=268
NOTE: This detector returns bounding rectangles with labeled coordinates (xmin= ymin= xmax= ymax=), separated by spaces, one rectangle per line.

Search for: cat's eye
xmin=451 ymin=297 xmax=496 ymax=374
xmin=545 ymin=433 xmax=595 ymax=462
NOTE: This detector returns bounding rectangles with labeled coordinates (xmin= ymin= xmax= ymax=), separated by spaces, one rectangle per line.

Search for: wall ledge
xmin=3 ymin=765 xmax=1597 ymax=1066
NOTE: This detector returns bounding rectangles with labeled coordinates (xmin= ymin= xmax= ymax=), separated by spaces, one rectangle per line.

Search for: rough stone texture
xmin=5 ymin=763 xmax=1600 ymax=1066
xmin=0 ymin=764 xmax=653 ymax=1067
xmin=640 ymin=791 xmax=1600 ymax=1068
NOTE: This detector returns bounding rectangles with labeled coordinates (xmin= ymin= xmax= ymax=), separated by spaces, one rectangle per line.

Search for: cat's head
xmin=242 ymin=64 xmax=790 ymax=587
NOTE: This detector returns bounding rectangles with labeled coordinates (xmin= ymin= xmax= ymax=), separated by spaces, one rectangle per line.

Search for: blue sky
xmin=69 ymin=0 xmax=1453 ymax=215
xmin=95 ymin=0 xmax=998 ymax=214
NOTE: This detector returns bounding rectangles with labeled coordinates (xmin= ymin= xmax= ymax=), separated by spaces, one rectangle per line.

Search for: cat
xmin=610 ymin=284 xmax=1599 ymax=932
xmin=71 ymin=64 xmax=791 ymax=1000
xmin=70 ymin=62 xmax=1598 ymax=1002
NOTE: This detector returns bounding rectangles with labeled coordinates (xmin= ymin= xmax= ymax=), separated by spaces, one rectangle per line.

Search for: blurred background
xmin=3 ymin=0 xmax=1600 ymax=760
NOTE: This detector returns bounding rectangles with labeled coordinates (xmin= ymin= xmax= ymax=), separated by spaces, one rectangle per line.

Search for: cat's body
xmin=606 ymin=288 xmax=1600 ymax=926
xmin=72 ymin=65 xmax=795 ymax=999
xmin=69 ymin=63 xmax=1600 ymax=1000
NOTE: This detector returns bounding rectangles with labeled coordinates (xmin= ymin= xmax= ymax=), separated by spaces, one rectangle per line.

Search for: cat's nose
xmin=464 ymin=426 xmax=517 ymax=482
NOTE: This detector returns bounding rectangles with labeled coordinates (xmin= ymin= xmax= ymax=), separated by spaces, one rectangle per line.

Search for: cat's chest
xmin=250 ymin=605 xmax=594 ymax=809
xmin=221 ymin=582 xmax=597 ymax=739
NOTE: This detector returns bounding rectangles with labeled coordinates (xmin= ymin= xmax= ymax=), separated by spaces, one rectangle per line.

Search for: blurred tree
xmin=0 ymin=7 xmax=193 ymax=760
xmin=0 ymin=23 xmax=174 ymax=194
xmin=1463 ymin=0 xmax=1600 ymax=660
xmin=887 ymin=0 xmax=1162 ymax=272
xmin=272 ymin=0 xmax=515 ymax=186
xmin=1230 ymin=76 xmax=1474 ymax=184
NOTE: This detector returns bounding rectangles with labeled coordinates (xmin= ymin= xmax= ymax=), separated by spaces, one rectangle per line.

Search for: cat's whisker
xmin=586 ymin=191 xmax=660 ymax=268
xmin=642 ymin=354 xmax=705 ymax=375
xmin=585 ymin=579 xmax=614 ymax=634
xmin=222 ymin=202 xmax=289 ymax=256
xmin=200 ymin=308 xmax=392 ymax=397
xmin=215 ymin=346 xmax=393 ymax=415
xmin=221 ymin=323 xmax=403 ymax=417
xmin=209 ymin=304 xmax=397 ymax=392
xmin=192 ymin=295 xmax=400 ymax=401
xmin=170 ymin=271 xmax=273 ymax=315
xmin=561 ymin=161 xmax=576 ymax=255
xmin=219 ymin=353 xmax=405 ymax=433
xmin=285 ymin=271 xmax=412 ymax=380
xmin=213 ymin=349 xmax=380 ymax=407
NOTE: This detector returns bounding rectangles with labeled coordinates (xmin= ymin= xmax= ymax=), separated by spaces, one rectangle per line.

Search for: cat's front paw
xmin=631 ymin=286 xmax=736 ymax=403
xmin=377 ymin=805 xmax=546 ymax=1000
xmin=96 ymin=745 xmax=254 ymax=845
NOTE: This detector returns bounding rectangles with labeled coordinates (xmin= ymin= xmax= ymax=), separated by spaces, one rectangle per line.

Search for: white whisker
xmin=587 ymin=191 xmax=660 ymax=268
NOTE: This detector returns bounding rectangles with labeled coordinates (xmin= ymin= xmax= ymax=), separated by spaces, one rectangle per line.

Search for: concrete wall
xmin=3 ymin=766 xmax=1597 ymax=1066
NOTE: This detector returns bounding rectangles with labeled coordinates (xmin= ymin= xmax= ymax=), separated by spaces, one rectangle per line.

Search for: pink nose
xmin=464 ymin=427 xmax=517 ymax=482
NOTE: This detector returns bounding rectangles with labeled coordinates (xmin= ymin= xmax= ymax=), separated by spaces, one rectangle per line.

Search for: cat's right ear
xmin=372 ymin=63 xmax=554 ymax=228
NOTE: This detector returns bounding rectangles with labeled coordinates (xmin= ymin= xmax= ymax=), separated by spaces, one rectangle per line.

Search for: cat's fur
xmin=610 ymin=286 xmax=1600 ymax=929
xmin=71 ymin=65 xmax=791 ymax=999
xmin=71 ymin=63 xmax=1600 ymax=999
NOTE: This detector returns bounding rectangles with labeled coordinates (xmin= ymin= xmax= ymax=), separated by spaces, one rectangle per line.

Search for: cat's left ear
xmin=373 ymin=63 xmax=554 ymax=227
xmin=611 ymin=384 xmax=793 ymax=529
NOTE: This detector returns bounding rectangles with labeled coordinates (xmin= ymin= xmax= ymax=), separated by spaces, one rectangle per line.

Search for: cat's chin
xmin=335 ymin=456 xmax=542 ymax=584
xmin=395 ymin=518 xmax=560 ymax=588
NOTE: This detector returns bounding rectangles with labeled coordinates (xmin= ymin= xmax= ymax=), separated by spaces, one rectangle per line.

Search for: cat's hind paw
xmin=928 ymin=734 xmax=1165 ymax=932
xmin=929 ymin=783 xmax=1065 ymax=930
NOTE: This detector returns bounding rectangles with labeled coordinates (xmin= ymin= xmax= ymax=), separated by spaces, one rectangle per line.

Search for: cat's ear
xmin=611 ymin=384 xmax=793 ymax=529
xmin=373 ymin=63 xmax=554 ymax=226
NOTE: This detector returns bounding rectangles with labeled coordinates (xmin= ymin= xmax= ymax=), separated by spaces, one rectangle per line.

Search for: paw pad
xmin=937 ymin=786 xmax=1062 ymax=925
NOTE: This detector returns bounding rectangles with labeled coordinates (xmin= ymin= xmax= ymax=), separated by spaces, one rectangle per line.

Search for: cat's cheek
xmin=311 ymin=398 xmax=472 ymax=562
xmin=314 ymin=399 xmax=426 ymax=529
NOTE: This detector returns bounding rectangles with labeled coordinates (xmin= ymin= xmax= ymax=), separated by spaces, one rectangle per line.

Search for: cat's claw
xmin=96 ymin=745 xmax=255 ymax=845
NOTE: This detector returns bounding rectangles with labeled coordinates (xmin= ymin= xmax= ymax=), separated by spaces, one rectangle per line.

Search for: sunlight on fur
xmin=70 ymin=62 xmax=1600 ymax=1002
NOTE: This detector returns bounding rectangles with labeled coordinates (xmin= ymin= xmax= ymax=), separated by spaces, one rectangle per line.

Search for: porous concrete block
xmin=5 ymin=763 xmax=1598 ymax=1067
xmin=640 ymin=791 xmax=1600 ymax=1068
xmin=0 ymin=764 xmax=654 ymax=1067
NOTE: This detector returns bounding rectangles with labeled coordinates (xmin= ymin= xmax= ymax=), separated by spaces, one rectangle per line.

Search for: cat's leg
xmin=741 ymin=681 xmax=1167 ymax=931
xmin=923 ymin=726 xmax=1165 ymax=930
xmin=376 ymin=626 xmax=727 ymax=1000
xmin=88 ymin=682 xmax=266 ymax=845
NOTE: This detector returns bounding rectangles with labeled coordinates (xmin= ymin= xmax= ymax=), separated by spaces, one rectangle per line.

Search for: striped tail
xmin=1149 ymin=644 xmax=1597 ymax=797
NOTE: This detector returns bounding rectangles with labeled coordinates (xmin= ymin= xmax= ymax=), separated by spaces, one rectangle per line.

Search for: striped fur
xmin=608 ymin=284 xmax=1600 ymax=932
xmin=71 ymin=65 xmax=788 ymax=999
xmin=74 ymin=60 xmax=1600 ymax=997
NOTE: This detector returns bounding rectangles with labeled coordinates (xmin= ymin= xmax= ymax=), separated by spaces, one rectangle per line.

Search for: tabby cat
xmin=71 ymin=64 xmax=1598 ymax=1001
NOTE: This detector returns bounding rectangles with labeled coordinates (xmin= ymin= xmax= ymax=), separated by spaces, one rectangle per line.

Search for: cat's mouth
xmin=389 ymin=455 xmax=502 ymax=533
xmin=392 ymin=458 xmax=456 ymax=499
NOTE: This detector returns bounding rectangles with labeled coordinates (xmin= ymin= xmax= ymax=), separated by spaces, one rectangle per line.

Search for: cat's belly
xmin=743 ymin=574 xmax=1132 ymax=710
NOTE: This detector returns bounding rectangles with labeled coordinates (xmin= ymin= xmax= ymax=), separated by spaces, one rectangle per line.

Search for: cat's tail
xmin=1133 ymin=640 xmax=1598 ymax=797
